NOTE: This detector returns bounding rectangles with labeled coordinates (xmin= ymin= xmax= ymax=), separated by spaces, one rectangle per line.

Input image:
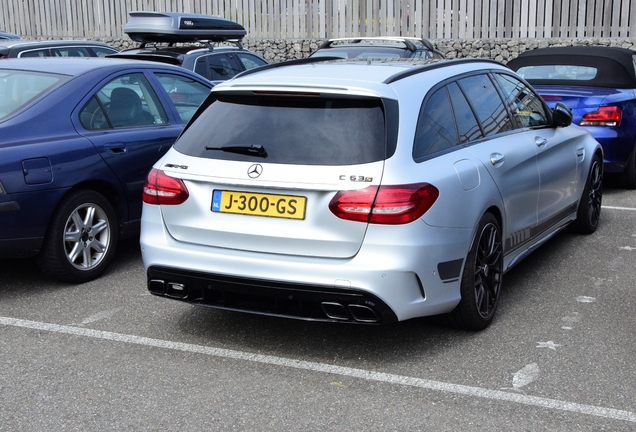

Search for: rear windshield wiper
xmin=205 ymin=144 xmax=267 ymax=158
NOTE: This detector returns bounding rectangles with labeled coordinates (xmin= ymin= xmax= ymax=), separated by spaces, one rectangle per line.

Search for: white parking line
xmin=1 ymin=316 xmax=634 ymax=423
xmin=603 ymin=205 xmax=636 ymax=211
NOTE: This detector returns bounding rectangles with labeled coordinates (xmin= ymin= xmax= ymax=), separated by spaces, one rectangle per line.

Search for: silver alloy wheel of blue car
xmin=37 ymin=189 xmax=118 ymax=283
xmin=63 ymin=201 xmax=111 ymax=270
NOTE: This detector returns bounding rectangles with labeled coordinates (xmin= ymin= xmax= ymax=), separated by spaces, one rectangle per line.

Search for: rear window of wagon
xmin=175 ymin=94 xmax=391 ymax=165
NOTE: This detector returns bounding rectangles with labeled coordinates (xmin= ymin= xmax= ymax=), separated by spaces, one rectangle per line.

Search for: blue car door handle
xmin=105 ymin=143 xmax=127 ymax=154
xmin=535 ymin=136 xmax=548 ymax=148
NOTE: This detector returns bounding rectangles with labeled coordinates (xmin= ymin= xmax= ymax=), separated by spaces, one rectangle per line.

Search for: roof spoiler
xmin=124 ymin=11 xmax=246 ymax=44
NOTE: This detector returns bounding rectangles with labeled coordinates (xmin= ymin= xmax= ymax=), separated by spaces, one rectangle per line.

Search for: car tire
xmin=36 ymin=190 xmax=118 ymax=283
xmin=621 ymin=146 xmax=636 ymax=189
xmin=572 ymin=154 xmax=603 ymax=234
xmin=444 ymin=213 xmax=503 ymax=331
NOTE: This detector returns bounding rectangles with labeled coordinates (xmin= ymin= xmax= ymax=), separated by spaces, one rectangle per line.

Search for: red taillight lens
xmin=329 ymin=183 xmax=439 ymax=225
xmin=142 ymin=168 xmax=189 ymax=205
xmin=580 ymin=106 xmax=622 ymax=126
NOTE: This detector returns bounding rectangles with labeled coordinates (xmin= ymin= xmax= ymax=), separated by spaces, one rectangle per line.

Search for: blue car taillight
xmin=580 ymin=106 xmax=622 ymax=127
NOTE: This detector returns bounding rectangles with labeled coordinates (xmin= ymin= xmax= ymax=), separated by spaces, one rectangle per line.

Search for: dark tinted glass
xmin=206 ymin=54 xmax=241 ymax=80
xmin=175 ymin=94 xmax=387 ymax=165
xmin=413 ymin=86 xmax=457 ymax=159
xmin=447 ymin=82 xmax=484 ymax=143
xmin=458 ymin=74 xmax=513 ymax=136
xmin=493 ymin=73 xmax=549 ymax=128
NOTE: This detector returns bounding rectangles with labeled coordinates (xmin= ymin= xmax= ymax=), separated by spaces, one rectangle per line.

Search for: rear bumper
xmin=147 ymin=266 xmax=398 ymax=323
xmin=587 ymin=127 xmax=636 ymax=173
xmin=140 ymin=205 xmax=473 ymax=323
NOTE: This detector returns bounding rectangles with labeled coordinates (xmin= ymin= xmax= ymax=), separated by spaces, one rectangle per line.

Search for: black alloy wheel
xmin=445 ymin=212 xmax=503 ymax=330
xmin=572 ymin=154 xmax=603 ymax=234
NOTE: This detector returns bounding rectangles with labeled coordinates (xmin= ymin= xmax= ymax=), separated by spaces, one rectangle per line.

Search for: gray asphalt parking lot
xmin=0 ymin=181 xmax=634 ymax=431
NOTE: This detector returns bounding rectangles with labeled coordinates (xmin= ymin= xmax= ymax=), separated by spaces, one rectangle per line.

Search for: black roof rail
xmin=230 ymin=57 xmax=504 ymax=86
xmin=384 ymin=58 xmax=505 ymax=84
xmin=232 ymin=56 xmax=344 ymax=80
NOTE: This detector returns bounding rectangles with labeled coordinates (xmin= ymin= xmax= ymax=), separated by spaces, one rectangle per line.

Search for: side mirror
xmin=552 ymin=102 xmax=573 ymax=127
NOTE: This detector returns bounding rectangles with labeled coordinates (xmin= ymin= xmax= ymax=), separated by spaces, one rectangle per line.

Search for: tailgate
xmin=158 ymin=156 xmax=385 ymax=258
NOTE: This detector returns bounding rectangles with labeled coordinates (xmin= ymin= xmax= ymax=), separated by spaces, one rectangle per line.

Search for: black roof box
xmin=124 ymin=11 xmax=246 ymax=43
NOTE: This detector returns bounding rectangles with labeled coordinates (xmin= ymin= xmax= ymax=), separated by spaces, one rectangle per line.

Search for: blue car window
xmin=155 ymin=72 xmax=211 ymax=123
xmin=516 ymin=65 xmax=598 ymax=81
xmin=82 ymin=73 xmax=168 ymax=129
xmin=458 ymin=74 xmax=513 ymax=137
xmin=413 ymin=86 xmax=458 ymax=159
xmin=0 ymin=70 xmax=67 ymax=120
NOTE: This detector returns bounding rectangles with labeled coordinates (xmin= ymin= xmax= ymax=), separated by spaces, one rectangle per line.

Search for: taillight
xmin=580 ymin=106 xmax=622 ymax=127
xmin=142 ymin=168 xmax=189 ymax=205
xmin=329 ymin=183 xmax=439 ymax=225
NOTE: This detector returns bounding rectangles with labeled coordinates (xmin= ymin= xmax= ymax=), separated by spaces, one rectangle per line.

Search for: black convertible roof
xmin=507 ymin=46 xmax=636 ymax=88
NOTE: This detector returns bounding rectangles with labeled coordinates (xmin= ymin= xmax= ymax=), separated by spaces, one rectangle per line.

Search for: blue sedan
xmin=508 ymin=46 xmax=636 ymax=188
xmin=0 ymin=57 xmax=213 ymax=282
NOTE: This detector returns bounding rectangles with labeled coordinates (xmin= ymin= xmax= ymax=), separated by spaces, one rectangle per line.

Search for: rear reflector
xmin=329 ymin=183 xmax=439 ymax=224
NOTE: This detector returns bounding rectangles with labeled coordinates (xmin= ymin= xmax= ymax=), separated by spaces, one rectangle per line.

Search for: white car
xmin=140 ymin=57 xmax=603 ymax=330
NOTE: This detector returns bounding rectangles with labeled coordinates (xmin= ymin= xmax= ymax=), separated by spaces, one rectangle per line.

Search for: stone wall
xmin=100 ymin=37 xmax=636 ymax=63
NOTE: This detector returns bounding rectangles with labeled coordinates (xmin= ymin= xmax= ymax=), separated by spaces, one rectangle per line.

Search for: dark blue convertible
xmin=0 ymin=57 xmax=213 ymax=282
xmin=508 ymin=46 xmax=636 ymax=188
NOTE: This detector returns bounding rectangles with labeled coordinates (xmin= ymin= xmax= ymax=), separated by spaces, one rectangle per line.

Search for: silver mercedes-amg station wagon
xmin=140 ymin=57 xmax=603 ymax=330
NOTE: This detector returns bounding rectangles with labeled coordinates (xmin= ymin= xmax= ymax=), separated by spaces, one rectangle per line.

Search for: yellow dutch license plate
xmin=211 ymin=190 xmax=306 ymax=220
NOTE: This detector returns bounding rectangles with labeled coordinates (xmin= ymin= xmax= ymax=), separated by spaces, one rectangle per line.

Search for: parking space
xmin=0 ymin=182 xmax=634 ymax=430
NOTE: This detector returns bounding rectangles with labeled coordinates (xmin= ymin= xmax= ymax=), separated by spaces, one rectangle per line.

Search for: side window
xmin=457 ymin=74 xmax=513 ymax=136
xmin=53 ymin=47 xmax=92 ymax=57
xmin=493 ymin=73 xmax=550 ymax=128
xmin=235 ymin=53 xmax=267 ymax=71
xmin=91 ymin=47 xmax=117 ymax=57
xmin=447 ymin=82 xmax=484 ymax=143
xmin=194 ymin=58 xmax=207 ymax=78
xmin=155 ymin=72 xmax=211 ymax=122
xmin=207 ymin=54 xmax=241 ymax=81
xmin=18 ymin=49 xmax=50 ymax=58
xmin=79 ymin=73 xmax=168 ymax=130
xmin=413 ymin=86 xmax=458 ymax=159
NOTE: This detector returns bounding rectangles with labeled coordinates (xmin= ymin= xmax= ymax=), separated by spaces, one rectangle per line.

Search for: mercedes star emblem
xmin=247 ymin=164 xmax=263 ymax=179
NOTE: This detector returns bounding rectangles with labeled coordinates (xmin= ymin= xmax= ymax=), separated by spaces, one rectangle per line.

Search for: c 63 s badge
xmin=340 ymin=175 xmax=373 ymax=182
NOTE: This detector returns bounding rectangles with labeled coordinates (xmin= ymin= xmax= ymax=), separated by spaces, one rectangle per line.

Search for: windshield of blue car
xmin=515 ymin=65 xmax=598 ymax=82
xmin=0 ymin=70 xmax=69 ymax=120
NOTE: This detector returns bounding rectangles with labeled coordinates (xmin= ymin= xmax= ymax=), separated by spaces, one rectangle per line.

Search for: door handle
xmin=490 ymin=153 xmax=505 ymax=166
xmin=105 ymin=143 xmax=127 ymax=154
xmin=535 ymin=136 xmax=548 ymax=148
